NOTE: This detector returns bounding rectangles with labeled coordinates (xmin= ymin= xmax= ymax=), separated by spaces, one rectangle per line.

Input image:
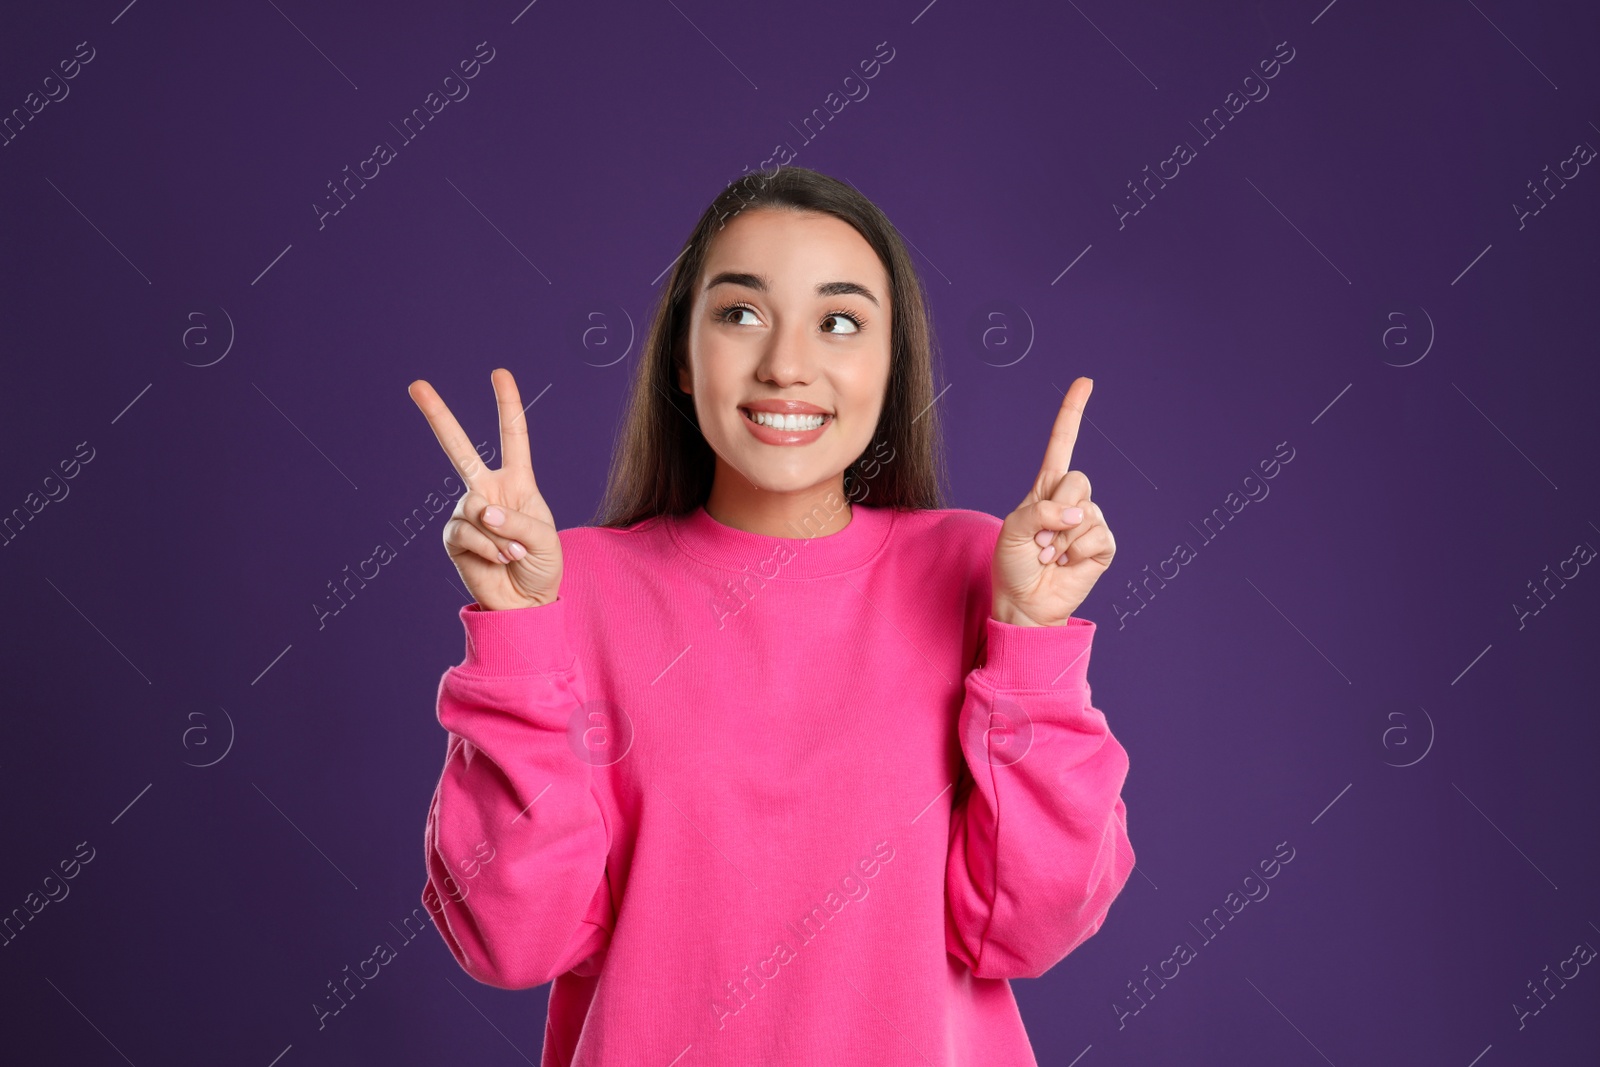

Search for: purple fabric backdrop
xmin=3 ymin=0 xmax=1596 ymax=1062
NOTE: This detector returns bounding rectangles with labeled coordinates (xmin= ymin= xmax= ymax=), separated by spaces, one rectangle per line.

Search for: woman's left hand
xmin=991 ymin=377 xmax=1116 ymax=627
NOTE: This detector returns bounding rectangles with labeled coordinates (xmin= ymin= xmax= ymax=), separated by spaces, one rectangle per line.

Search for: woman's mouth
xmin=739 ymin=407 xmax=833 ymax=445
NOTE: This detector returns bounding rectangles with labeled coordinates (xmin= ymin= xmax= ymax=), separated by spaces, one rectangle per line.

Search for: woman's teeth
xmin=743 ymin=409 xmax=827 ymax=431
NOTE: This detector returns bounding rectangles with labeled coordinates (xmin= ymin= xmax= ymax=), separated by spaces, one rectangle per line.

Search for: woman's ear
xmin=676 ymin=359 xmax=692 ymax=395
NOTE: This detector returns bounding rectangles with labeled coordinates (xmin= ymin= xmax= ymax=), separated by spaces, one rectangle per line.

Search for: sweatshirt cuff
xmin=978 ymin=614 xmax=1096 ymax=691
xmin=457 ymin=596 xmax=576 ymax=676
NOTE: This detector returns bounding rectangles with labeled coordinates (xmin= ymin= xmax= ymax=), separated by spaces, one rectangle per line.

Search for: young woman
xmin=408 ymin=167 xmax=1134 ymax=1066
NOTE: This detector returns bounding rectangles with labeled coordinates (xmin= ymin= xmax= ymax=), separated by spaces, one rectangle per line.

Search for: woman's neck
xmin=703 ymin=472 xmax=852 ymax=538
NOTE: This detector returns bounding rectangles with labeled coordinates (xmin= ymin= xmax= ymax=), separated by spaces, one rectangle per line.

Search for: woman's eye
xmin=720 ymin=305 xmax=759 ymax=326
xmin=821 ymin=313 xmax=861 ymax=335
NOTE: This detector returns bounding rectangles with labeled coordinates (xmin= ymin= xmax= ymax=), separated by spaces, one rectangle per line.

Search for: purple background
xmin=3 ymin=0 xmax=1597 ymax=1063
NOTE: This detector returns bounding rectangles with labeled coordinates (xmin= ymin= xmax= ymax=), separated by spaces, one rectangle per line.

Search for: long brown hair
xmin=591 ymin=166 xmax=949 ymax=529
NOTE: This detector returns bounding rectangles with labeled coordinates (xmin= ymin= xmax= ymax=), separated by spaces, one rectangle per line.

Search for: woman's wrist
xmin=991 ymin=601 xmax=1043 ymax=627
xmin=477 ymin=592 xmax=558 ymax=611
xmin=991 ymin=597 xmax=1078 ymax=627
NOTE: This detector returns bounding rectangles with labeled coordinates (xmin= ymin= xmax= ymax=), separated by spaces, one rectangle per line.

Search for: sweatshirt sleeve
xmin=945 ymin=614 xmax=1135 ymax=980
xmin=420 ymin=595 xmax=615 ymax=990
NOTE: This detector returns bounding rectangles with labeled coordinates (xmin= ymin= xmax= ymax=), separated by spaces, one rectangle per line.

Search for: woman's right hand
xmin=408 ymin=368 xmax=562 ymax=611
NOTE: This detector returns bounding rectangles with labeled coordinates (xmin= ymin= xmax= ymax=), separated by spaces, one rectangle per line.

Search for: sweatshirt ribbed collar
xmin=667 ymin=498 xmax=895 ymax=579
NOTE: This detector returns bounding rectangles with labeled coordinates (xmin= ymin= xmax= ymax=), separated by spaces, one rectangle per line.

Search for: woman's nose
xmin=756 ymin=323 xmax=817 ymax=385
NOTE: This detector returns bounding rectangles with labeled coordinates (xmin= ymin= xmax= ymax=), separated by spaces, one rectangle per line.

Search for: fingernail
xmin=1034 ymin=530 xmax=1054 ymax=547
xmin=496 ymin=551 xmax=510 ymax=564
xmin=1063 ymin=507 xmax=1084 ymax=524
xmin=508 ymin=540 xmax=526 ymax=560
xmin=484 ymin=506 xmax=505 ymax=527
xmin=1039 ymin=543 xmax=1057 ymax=563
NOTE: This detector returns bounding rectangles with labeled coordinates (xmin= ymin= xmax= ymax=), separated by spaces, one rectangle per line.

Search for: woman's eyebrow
xmin=704 ymin=271 xmax=880 ymax=308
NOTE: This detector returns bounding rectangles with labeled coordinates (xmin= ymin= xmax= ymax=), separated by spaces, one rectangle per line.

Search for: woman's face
xmin=678 ymin=207 xmax=893 ymax=500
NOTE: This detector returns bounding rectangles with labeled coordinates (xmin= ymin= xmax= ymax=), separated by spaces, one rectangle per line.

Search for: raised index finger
xmin=408 ymin=379 xmax=489 ymax=486
xmin=492 ymin=368 xmax=532 ymax=474
xmin=1035 ymin=377 xmax=1093 ymax=493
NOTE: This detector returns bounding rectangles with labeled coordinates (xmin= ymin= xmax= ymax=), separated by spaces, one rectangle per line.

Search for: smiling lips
xmin=739 ymin=401 xmax=833 ymax=445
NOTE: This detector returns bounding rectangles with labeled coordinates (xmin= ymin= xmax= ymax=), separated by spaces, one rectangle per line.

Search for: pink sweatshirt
xmin=420 ymin=500 xmax=1135 ymax=1066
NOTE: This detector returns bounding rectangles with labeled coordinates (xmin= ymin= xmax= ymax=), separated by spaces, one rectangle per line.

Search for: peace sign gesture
xmin=408 ymin=369 xmax=562 ymax=612
xmin=990 ymin=377 xmax=1116 ymax=627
